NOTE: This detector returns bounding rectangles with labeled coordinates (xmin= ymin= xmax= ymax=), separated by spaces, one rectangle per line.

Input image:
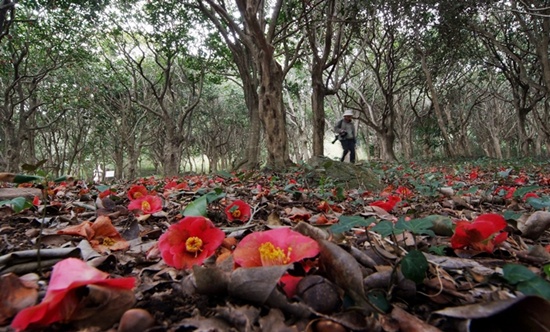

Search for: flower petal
xmin=233 ymin=228 xmax=319 ymax=267
xmin=11 ymin=258 xmax=135 ymax=331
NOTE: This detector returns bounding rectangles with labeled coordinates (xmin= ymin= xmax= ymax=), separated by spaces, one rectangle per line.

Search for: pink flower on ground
xmin=450 ymin=213 xmax=508 ymax=253
xmin=233 ymin=228 xmax=319 ymax=298
xmin=127 ymin=185 xmax=148 ymax=200
xmin=10 ymin=258 xmax=135 ymax=331
xmin=128 ymin=195 xmax=162 ymax=215
xmin=225 ymin=200 xmax=252 ymax=223
xmin=233 ymin=228 xmax=319 ymax=268
xmin=158 ymin=216 xmax=225 ymax=269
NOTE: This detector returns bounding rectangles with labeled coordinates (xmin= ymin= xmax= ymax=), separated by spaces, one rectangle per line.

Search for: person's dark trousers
xmin=340 ymin=139 xmax=356 ymax=163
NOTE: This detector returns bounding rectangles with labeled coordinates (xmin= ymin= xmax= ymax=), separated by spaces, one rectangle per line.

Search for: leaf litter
xmin=0 ymin=161 xmax=549 ymax=331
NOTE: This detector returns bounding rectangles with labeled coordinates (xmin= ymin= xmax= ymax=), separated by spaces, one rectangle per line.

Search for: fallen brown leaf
xmin=0 ymin=273 xmax=39 ymax=325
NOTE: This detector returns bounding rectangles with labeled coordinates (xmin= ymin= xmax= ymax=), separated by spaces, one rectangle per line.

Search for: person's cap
xmin=343 ymin=109 xmax=354 ymax=117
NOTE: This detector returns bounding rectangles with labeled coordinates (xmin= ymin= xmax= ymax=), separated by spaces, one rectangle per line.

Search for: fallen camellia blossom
xmin=57 ymin=216 xmax=129 ymax=253
xmin=233 ymin=228 xmax=319 ymax=298
xmin=370 ymin=195 xmax=401 ymax=212
xmin=163 ymin=180 xmax=190 ymax=197
xmin=127 ymin=184 xmax=148 ymax=200
xmin=225 ymin=200 xmax=252 ymax=223
xmin=233 ymin=227 xmax=319 ymax=268
xmin=158 ymin=216 xmax=225 ymax=269
xmin=450 ymin=213 xmax=508 ymax=253
xmin=128 ymin=194 xmax=163 ymax=216
xmin=395 ymin=186 xmax=414 ymax=198
xmin=10 ymin=258 xmax=135 ymax=331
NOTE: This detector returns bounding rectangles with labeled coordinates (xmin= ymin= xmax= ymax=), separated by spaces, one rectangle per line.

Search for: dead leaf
xmin=267 ymin=211 xmax=283 ymax=226
xmin=192 ymin=265 xmax=230 ymax=296
xmin=293 ymin=221 xmax=330 ymax=241
xmin=423 ymin=253 xmax=495 ymax=277
xmin=259 ymin=308 xmax=300 ymax=332
xmin=390 ymin=305 xmax=442 ymax=332
xmin=228 ymin=265 xmax=290 ymax=304
xmin=438 ymin=187 xmax=454 ymax=197
xmin=177 ymin=314 xmax=234 ymax=331
xmin=434 ymin=295 xmax=550 ymax=332
xmin=215 ymin=303 xmax=261 ymax=331
xmin=451 ymin=196 xmax=474 ymax=210
xmin=363 ymin=270 xmax=416 ymax=300
xmin=285 ymin=207 xmax=312 ymax=222
xmin=0 ymin=273 xmax=39 ymax=324
xmin=517 ymin=211 xmax=550 ymax=239
xmin=70 ymin=284 xmax=136 ymax=330
xmin=318 ymin=240 xmax=375 ymax=313
xmin=296 ymin=275 xmax=342 ymax=314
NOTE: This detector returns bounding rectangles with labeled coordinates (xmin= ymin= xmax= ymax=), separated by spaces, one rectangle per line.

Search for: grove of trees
xmin=0 ymin=0 xmax=548 ymax=179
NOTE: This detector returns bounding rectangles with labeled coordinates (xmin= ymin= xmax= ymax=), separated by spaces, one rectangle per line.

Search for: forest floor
xmin=1 ymin=159 xmax=550 ymax=332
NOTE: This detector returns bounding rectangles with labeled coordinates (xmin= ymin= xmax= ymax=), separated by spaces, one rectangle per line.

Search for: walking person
xmin=334 ymin=109 xmax=356 ymax=163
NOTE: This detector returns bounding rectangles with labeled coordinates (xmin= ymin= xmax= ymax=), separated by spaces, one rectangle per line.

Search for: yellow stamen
xmin=232 ymin=209 xmax=242 ymax=218
xmin=102 ymin=237 xmax=116 ymax=246
xmin=186 ymin=237 xmax=203 ymax=257
xmin=141 ymin=200 xmax=151 ymax=211
xmin=134 ymin=192 xmax=144 ymax=199
xmin=259 ymin=242 xmax=292 ymax=266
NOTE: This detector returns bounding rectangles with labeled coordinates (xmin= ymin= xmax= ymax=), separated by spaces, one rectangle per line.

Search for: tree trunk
xmin=3 ymin=122 xmax=20 ymax=172
xmin=420 ymin=51 xmax=456 ymax=158
xmin=379 ymin=129 xmax=397 ymax=162
xmin=113 ymin=145 xmax=124 ymax=180
xmin=517 ymin=107 xmax=530 ymax=156
xmin=243 ymin=81 xmax=261 ymax=169
xmin=257 ymin=57 xmax=293 ymax=169
xmin=311 ymin=68 xmax=326 ymax=157
xmin=161 ymin=124 xmax=182 ymax=176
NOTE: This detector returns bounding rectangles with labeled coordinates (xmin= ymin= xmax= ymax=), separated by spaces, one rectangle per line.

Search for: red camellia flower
xmin=370 ymin=195 xmax=401 ymax=212
xmin=127 ymin=184 xmax=148 ymax=200
xmin=450 ymin=213 xmax=508 ymax=253
xmin=128 ymin=195 xmax=163 ymax=215
xmin=163 ymin=181 xmax=190 ymax=198
xmin=233 ymin=228 xmax=319 ymax=268
xmin=158 ymin=216 xmax=225 ymax=269
xmin=225 ymin=200 xmax=252 ymax=223
xmin=395 ymin=186 xmax=413 ymax=198
xmin=10 ymin=258 xmax=135 ymax=331
xmin=494 ymin=186 xmax=515 ymax=199
xmin=32 ymin=195 xmax=41 ymax=206
xmin=98 ymin=189 xmax=114 ymax=199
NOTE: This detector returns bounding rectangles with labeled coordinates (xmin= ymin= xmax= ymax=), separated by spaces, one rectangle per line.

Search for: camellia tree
xmin=0 ymin=2 xmax=103 ymax=172
xmin=194 ymin=0 xmax=302 ymax=170
xmin=100 ymin=2 xmax=207 ymax=176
